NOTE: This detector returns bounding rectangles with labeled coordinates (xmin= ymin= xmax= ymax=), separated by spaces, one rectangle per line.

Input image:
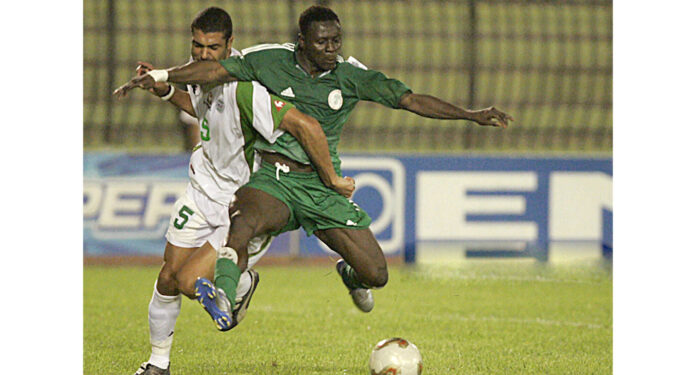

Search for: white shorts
xmin=165 ymin=184 xmax=272 ymax=268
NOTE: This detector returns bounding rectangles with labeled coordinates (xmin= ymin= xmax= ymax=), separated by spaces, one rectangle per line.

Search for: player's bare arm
xmin=114 ymin=60 xmax=235 ymax=99
xmin=134 ymin=61 xmax=197 ymax=117
xmin=398 ymin=92 xmax=514 ymax=128
xmin=279 ymin=108 xmax=355 ymax=198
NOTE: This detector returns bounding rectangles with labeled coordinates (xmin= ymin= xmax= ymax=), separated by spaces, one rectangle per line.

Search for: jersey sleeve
xmin=185 ymin=84 xmax=200 ymax=119
xmin=235 ymin=81 xmax=294 ymax=144
xmin=219 ymin=55 xmax=258 ymax=82
xmin=349 ymin=67 xmax=412 ymax=109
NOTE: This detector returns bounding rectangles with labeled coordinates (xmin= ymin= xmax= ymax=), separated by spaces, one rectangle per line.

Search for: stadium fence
xmin=84 ymin=0 xmax=612 ymax=153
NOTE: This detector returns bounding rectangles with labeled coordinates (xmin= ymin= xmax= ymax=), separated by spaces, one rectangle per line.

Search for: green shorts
xmin=245 ymin=161 xmax=372 ymax=236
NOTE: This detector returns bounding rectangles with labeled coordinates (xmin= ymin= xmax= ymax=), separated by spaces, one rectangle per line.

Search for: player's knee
xmin=374 ymin=268 xmax=389 ymax=288
xmin=365 ymin=266 xmax=388 ymax=289
xmin=174 ymin=271 xmax=197 ymax=299
xmin=157 ymin=267 xmax=179 ymax=295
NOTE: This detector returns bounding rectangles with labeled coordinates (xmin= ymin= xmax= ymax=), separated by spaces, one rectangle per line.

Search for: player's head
xmin=190 ymin=7 xmax=234 ymax=62
xmin=297 ymin=6 xmax=342 ymax=71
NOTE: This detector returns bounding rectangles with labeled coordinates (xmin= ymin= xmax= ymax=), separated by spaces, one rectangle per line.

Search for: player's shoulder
xmin=336 ymin=56 xmax=375 ymax=75
xmin=240 ymin=43 xmax=295 ymax=58
xmin=338 ymin=56 xmax=369 ymax=71
xmin=335 ymin=56 xmax=378 ymax=79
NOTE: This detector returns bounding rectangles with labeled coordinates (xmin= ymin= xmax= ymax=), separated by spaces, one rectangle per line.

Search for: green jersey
xmin=219 ymin=43 xmax=411 ymax=167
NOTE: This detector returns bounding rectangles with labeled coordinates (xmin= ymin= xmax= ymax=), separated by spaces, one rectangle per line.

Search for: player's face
xmin=191 ymin=29 xmax=233 ymax=62
xmin=299 ymin=20 xmax=342 ymax=71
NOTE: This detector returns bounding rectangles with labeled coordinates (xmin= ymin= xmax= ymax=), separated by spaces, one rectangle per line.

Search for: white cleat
xmin=349 ymin=288 xmax=374 ymax=313
xmin=336 ymin=259 xmax=374 ymax=312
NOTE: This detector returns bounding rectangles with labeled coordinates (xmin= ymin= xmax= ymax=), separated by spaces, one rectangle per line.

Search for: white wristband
xmin=147 ymin=69 xmax=169 ymax=83
xmin=159 ymin=85 xmax=175 ymax=101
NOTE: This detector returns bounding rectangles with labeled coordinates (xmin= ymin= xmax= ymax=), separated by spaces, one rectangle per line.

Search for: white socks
xmin=147 ymin=282 xmax=181 ymax=369
xmin=236 ymin=270 xmax=251 ymax=302
xmin=144 ymin=268 xmax=250 ymax=368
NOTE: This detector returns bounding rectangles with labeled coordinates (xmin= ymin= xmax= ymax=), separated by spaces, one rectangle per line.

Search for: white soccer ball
xmin=369 ymin=337 xmax=423 ymax=375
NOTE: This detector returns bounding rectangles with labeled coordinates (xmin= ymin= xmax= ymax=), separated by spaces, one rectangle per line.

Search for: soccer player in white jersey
xmin=121 ymin=8 xmax=355 ymax=375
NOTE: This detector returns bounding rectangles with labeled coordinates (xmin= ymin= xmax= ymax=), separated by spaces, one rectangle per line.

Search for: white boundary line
xmin=445 ymin=313 xmax=606 ymax=330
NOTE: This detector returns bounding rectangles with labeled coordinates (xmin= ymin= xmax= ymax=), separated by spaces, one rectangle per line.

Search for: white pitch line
xmin=468 ymin=275 xmax=600 ymax=285
xmin=448 ymin=314 xmax=607 ymax=330
xmin=418 ymin=273 xmax=605 ymax=285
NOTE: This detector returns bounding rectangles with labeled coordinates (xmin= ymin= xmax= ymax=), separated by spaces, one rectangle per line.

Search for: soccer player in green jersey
xmin=118 ymin=7 xmax=356 ymax=373
xmin=115 ymin=5 xmax=513 ymax=325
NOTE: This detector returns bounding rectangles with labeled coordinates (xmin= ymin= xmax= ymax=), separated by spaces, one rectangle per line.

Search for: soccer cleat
xmin=228 ymin=269 xmax=260 ymax=328
xmin=133 ymin=362 xmax=170 ymax=375
xmin=194 ymin=277 xmax=233 ymax=331
xmin=336 ymin=259 xmax=374 ymax=312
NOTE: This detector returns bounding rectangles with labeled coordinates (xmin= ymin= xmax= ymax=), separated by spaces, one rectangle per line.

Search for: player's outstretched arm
xmin=134 ymin=61 xmax=196 ymax=117
xmin=113 ymin=60 xmax=236 ymax=99
xmin=398 ymin=92 xmax=514 ymax=128
xmin=279 ymin=109 xmax=355 ymax=198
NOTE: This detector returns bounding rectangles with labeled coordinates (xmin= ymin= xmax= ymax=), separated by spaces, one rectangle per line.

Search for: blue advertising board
xmin=84 ymin=153 xmax=612 ymax=262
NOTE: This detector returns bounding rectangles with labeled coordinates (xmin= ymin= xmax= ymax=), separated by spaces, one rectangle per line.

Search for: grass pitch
xmin=84 ymin=260 xmax=612 ymax=374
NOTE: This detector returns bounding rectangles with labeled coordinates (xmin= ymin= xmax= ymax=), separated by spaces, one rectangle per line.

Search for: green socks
xmin=340 ymin=263 xmax=371 ymax=290
xmin=215 ymin=258 xmax=241 ymax=304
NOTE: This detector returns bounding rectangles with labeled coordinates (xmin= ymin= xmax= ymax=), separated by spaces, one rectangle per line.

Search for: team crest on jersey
xmin=274 ymin=100 xmax=286 ymax=112
xmin=216 ymin=99 xmax=224 ymax=112
xmin=328 ymin=89 xmax=343 ymax=110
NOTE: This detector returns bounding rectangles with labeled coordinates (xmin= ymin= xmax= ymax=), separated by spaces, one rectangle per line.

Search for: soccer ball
xmin=369 ymin=337 xmax=423 ymax=375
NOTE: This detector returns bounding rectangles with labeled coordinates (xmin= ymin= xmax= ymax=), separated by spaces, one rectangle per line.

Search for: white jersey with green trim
xmin=186 ymin=49 xmax=286 ymax=206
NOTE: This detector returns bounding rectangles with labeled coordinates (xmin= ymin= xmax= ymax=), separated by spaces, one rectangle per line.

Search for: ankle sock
xmin=340 ymin=263 xmax=371 ymax=290
xmin=215 ymin=257 xmax=241 ymax=304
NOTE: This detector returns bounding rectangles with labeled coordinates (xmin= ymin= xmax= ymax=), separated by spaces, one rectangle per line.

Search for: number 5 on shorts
xmin=173 ymin=205 xmax=194 ymax=229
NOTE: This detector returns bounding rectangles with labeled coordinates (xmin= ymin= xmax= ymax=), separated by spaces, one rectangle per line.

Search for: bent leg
xmin=175 ymin=241 xmax=256 ymax=301
xmin=213 ymin=186 xmax=290 ymax=311
xmin=174 ymin=241 xmax=217 ymax=299
xmin=314 ymin=227 xmax=388 ymax=288
xmin=148 ymin=241 xmax=195 ymax=370
xmin=225 ymin=186 xmax=290 ymax=269
xmin=156 ymin=241 xmax=197 ymax=296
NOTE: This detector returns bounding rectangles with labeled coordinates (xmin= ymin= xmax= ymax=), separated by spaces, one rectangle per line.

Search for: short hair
xmin=298 ymin=5 xmax=340 ymax=36
xmin=191 ymin=7 xmax=233 ymax=40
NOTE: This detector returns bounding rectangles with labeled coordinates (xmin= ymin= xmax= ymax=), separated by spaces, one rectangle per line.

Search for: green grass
xmin=84 ymin=260 xmax=612 ymax=374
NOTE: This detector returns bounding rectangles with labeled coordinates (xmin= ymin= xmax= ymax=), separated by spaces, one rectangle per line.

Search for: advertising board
xmin=84 ymin=153 xmax=612 ymax=262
